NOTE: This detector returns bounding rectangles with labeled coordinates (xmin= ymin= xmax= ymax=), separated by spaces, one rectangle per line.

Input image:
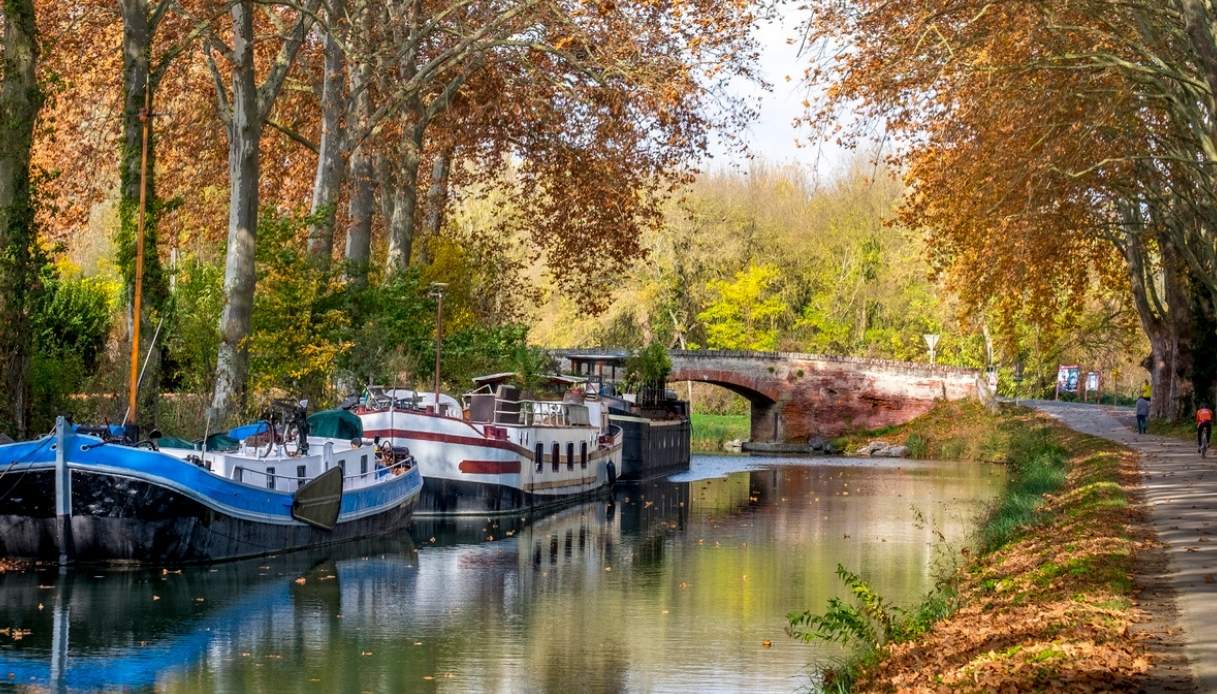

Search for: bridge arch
xmin=667 ymin=368 xmax=785 ymax=443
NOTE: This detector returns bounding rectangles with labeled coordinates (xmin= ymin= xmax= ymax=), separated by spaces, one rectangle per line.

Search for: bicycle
xmin=257 ymin=399 xmax=311 ymax=458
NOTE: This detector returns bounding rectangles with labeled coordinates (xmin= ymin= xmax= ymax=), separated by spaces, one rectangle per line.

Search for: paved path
xmin=1030 ymin=400 xmax=1213 ymax=691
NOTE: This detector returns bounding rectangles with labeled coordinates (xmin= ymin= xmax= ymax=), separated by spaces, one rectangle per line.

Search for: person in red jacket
xmin=1197 ymin=403 xmax=1214 ymax=452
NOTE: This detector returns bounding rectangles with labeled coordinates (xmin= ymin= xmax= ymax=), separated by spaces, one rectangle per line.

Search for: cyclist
xmin=1198 ymin=403 xmax=1214 ymax=453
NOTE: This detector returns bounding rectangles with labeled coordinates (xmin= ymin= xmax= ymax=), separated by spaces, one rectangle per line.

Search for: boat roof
xmin=471 ymin=372 xmax=587 ymax=386
xmin=365 ymin=387 xmax=461 ymax=407
xmin=568 ymin=353 xmax=628 ymax=364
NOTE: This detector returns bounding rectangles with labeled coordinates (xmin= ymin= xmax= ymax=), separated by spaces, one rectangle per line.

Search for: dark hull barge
xmin=0 ymin=418 xmax=422 ymax=564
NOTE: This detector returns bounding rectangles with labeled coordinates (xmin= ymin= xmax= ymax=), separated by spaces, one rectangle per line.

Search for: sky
xmin=709 ymin=11 xmax=854 ymax=182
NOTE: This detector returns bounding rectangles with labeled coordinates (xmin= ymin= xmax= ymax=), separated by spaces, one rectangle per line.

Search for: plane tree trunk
xmin=306 ymin=0 xmax=347 ymax=266
xmin=212 ymin=1 xmax=262 ymax=415
xmin=0 ymin=0 xmax=43 ymax=438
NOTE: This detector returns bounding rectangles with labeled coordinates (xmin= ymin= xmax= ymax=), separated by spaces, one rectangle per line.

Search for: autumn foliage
xmin=799 ymin=0 xmax=1217 ymax=419
xmin=0 ymin=0 xmax=765 ymax=423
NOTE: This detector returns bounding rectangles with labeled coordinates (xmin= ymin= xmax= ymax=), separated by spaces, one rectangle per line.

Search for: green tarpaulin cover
xmin=157 ymin=436 xmax=198 ymax=450
xmin=307 ymin=409 xmax=363 ymax=439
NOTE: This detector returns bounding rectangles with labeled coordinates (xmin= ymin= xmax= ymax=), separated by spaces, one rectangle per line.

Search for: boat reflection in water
xmin=0 ymin=455 xmax=1003 ymax=693
xmin=0 ymin=536 xmax=418 ymax=691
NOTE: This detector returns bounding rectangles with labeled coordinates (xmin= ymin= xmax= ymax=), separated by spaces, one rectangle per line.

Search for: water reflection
xmin=0 ymin=455 xmax=1002 ymax=693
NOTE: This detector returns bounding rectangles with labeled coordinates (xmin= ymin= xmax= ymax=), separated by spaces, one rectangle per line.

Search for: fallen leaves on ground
xmin=853 ymin=414 xmax=1160 ymax=692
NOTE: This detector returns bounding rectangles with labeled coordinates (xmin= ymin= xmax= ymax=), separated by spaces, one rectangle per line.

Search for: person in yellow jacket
xmin=1141 ymin=381 xmax=1152 ymax=399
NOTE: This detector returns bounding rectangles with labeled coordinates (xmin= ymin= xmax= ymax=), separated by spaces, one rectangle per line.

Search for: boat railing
xmin=232 ymin=455 xmax=414 ymax=492
xmin=516 ymin=400 xmax=570 ymax=427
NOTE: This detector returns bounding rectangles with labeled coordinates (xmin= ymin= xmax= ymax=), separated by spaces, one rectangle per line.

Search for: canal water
xmin=0 ymin=455 xmax=1003 ymax=693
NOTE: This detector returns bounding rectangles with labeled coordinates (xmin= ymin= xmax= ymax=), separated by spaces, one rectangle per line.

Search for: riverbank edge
xmin=802 ymin=401 xmax=1185 ymax=691
xmin=689 ymin=413 xmax=749 ymax=452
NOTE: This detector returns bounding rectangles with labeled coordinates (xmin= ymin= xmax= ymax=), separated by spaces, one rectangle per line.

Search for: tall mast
xmin=126 ymin=81 xmax=152 ymax=425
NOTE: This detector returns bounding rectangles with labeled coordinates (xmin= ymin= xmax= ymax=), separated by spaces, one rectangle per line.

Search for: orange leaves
xmin=848 ymin=419 xmax=1156 ymax=692
xmin=799 ymin=0 xmax=1145 ymax=330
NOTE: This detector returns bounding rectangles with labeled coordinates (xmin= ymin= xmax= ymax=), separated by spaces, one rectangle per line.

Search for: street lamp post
xmin=429 ymin=282 xmax=448 ymax=415
xmin=923 ymin=333 xmax=940 ymax=365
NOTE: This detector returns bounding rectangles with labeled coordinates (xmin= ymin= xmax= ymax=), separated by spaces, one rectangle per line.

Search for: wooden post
xmin=54 ymin=416 xmax=73 ymax=565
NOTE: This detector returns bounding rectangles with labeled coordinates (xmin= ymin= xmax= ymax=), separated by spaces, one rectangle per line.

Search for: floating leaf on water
xmin=761 ymin=640 xmax=773 ymax=648
xmin=294 ymin=577 xmax=306 ymax=585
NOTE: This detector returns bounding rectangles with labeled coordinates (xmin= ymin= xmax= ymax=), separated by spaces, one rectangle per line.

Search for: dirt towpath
xmin=1031 ymin=399 xmax=1210 ymax=691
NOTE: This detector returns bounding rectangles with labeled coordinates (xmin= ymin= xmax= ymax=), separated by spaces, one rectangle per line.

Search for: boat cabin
xmin=160 ymin=409 xmax=412 ymax=493
xmin=465 ymin=372 xmax=604 ymax=430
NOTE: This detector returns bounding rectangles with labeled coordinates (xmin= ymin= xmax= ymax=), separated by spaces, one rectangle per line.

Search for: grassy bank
xmin=690 ymin=413 xmax=749 ymax=452
xmin=1147 ymin=418 xmax=1195 ymax=441
xmin=792 ymin=401 xmax=1155 ymax=690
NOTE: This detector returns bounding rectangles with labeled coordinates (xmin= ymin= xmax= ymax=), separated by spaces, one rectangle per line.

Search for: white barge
xmin=354 ymin=374 xmax=623 ymax=516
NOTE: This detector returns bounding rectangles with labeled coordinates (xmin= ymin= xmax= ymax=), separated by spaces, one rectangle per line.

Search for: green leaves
xmin=624 ymin=341 xmax=672 ymax=391
xmin=698 ymin=264 xmax=786 ymax=351
xmin=787 ymin=564 xmax=956 ymax=651
xmin=30 ymin=269 xmax=116 ymax=368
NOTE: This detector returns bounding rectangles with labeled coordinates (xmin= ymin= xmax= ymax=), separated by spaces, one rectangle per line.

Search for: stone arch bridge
xmin=553 ymin=349 xmax=984 ymax=443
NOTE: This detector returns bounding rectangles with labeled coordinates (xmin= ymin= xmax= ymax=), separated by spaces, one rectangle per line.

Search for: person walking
xmin=1135 ymin=395 xmax=1150 ymax=435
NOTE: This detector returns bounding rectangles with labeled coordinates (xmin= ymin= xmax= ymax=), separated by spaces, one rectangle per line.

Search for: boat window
xmin=360 ymin=455 xmax=368 ymax=476
xmin=297 ymin=465 xmax=306 ymax=481
xmin=266 ymin=467 xmax=276 ymax=490
xmin=580 ymin=442 xmax=587 ymax=469
xmin=535 ymin=443 xmax=544 ymax=472
xmin=566 ymin=443 xmax=574 ymax=471
xmin=551 ymin=443 xmax=560 ymax=472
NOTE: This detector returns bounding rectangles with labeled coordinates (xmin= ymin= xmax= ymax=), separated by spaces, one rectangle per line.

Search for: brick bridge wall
xmin=555 ymin=349 xmax=982 ymax=443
